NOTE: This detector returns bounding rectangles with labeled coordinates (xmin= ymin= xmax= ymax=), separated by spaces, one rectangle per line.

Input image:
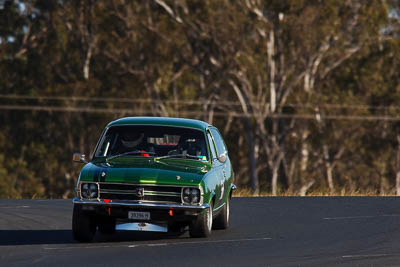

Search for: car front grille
xmin=98 ymin=183 xmax=182 ymax=204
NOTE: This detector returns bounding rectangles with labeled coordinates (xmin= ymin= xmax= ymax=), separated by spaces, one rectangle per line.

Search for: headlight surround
xmin=80 ymin=183 xmax=99 ymax=199
xmin=182 ymin=187 xmax=201 ymax=204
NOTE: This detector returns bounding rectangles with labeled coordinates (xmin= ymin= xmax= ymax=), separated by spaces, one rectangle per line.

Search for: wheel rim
xmin=207 ymin=205 xmax=213 ymax=231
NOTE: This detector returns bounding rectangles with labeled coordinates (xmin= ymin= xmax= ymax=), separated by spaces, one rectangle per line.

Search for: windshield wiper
xmin=106 ymin=150 xmax=156 ymax=161
xmin=155 ymin=154 xmax=201 ymax=160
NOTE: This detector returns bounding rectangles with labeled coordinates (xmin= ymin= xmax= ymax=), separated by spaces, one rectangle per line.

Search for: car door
xmin=206 ymin=129 xmax=224 ymax=209
xmin=209 ymin=127 xmax=229 ymax=209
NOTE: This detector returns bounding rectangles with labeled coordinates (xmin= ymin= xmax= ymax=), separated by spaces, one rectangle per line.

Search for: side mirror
xmin=72 ymin=153 xmax=87 ymax=163
xmin=218 ymin=154 xmax=226 ymax=163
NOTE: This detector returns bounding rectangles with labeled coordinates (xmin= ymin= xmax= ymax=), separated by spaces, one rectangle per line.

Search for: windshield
xmin=94 ymin=125 xmax=209 ymax=161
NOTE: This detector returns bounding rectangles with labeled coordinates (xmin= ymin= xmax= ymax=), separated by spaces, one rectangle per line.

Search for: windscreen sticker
xmin=197 ymin=155 xmax=207 ymax=161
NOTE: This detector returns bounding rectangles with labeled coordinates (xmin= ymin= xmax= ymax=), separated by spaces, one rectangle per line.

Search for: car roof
xmin=107 ymin=117 xmax=212 ymax=131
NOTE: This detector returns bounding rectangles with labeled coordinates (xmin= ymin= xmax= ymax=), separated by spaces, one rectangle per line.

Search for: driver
xmin=178 ymin=137 xmax=206 ymax=158
xmin=119 ymin=131 xmax=154 ymax=155
xmin=121 ymin=132 xmax=144 ymax=149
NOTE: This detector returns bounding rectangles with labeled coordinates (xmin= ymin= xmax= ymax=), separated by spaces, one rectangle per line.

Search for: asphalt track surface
xmin=1 ymin=198 xmax=400 ymax=267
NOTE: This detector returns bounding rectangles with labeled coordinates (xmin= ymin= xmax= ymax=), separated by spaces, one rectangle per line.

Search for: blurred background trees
xmin=0 ymin=0 xmax=400 ymax=198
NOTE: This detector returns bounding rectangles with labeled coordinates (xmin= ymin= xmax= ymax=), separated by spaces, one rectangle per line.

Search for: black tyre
xmin=98 ymin=217 xmax=116 ymax=235
xmin=189 ymin=202 xmax=213 ymax=238
xmin=213 ymin=197 xmax=230 ymax=230
xmin=72 ymin=205 xmax=96 ymax=242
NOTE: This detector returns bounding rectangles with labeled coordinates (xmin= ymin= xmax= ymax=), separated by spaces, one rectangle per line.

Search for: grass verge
xmin=233 ymin=187 xmax=397 ymax=197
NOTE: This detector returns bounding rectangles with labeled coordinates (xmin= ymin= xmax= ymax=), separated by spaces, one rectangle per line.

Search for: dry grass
xmin=233 ymin=187 xmax=397 ymax=197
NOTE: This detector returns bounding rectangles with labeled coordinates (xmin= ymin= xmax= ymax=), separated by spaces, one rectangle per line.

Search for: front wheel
xmin=72 ymin=205 xmax=96 ymax=242
xmin=213 ymin=197 xmax=230 ymax=230
xmin=189 ymin=202 xmax=213 ymax=238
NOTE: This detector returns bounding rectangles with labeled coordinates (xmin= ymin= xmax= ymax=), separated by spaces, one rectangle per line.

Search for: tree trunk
xmin=267 ymin=29 xmax=276 ymax=113
xmin=300 ymin=130 xmax=309 ymax=173
xmin=396 ymin=171 xmax=400 ymax=196
xmin=200 ymin=75 xmax=208 ymax=122
xmin=326 ymin=164 xmax=334 ymax=194
xmin=83 ymin=40 xmax=95 ymax=80
xmin=283 ymin=157 xmax=296 ymax=193
xmin=299 ymin=180 xmax=315 ymax=196
xmin=323 ymin=144 xmax=335 ymax=193
xmin=271 ymin=152 xmax=284 ymax=196
xmin=271 ymin=164 xmax=279 ymax=196
xmin=245 ymin=120 xmax=259 ymax=195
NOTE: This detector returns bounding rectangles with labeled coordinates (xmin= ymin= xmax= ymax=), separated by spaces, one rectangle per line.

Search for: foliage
xmin=0 ymin=0 xmax=400 ymax=197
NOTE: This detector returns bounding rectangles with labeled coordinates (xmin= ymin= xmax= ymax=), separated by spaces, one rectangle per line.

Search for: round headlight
xmin=89 ymin=183 xmax=97 ymax=190
xmin=191 ymin=188 xmax=199 ymax=196
xmin=184 ymin=188 xmax=191 ymax=195
xmin=182 ymin=187 xmax=201 ymax=204
xmin=80 ymin=183 xmax=98 ymax=199
xmin=81 ymin=183 xmax=89 ymax=198
xmin=89 ymin=184 xmax=98 ymax=198
xmin=191 ymin=196 xmax=199 ymax=203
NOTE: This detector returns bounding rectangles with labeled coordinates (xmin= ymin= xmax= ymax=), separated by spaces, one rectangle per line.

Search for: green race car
xmin=72 ymin=117 xmax=236 ymax=242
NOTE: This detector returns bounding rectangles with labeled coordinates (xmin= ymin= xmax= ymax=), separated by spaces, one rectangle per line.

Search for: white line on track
xmin=323 ymin=214 xmax=400 ymax=220
xmin=0 ymin=206 xmax=30 ymax=209
xmin=342 ymin=254 xmax=400 ymax=258
xmin=128 ymin=237 xmax=272 ymax=248
xmin=44 ymin=237 xmax=272 ymax=250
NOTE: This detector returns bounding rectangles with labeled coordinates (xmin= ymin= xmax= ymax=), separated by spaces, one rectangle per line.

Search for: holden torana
xmin=72 ymin=117 xmax=236 ymax=242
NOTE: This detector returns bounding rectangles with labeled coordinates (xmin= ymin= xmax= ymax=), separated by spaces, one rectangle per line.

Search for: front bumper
xmin=73 ymin=197 xmax=209 ymax=210
xmin=73 ymin=198 xmax=208 ymax=224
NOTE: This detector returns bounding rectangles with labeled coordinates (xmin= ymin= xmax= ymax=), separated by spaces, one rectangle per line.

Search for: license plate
xmin=128 ymin=211 xmax=150 ymax=220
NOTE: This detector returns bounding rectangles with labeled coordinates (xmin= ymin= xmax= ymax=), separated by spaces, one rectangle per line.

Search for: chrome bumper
xmin=73 ymin=197 xmax=209 ymax=211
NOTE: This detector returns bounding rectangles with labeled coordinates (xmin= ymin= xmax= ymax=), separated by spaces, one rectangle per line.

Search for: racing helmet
xmin=121 ymin=131 xmax=144 ymax=148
